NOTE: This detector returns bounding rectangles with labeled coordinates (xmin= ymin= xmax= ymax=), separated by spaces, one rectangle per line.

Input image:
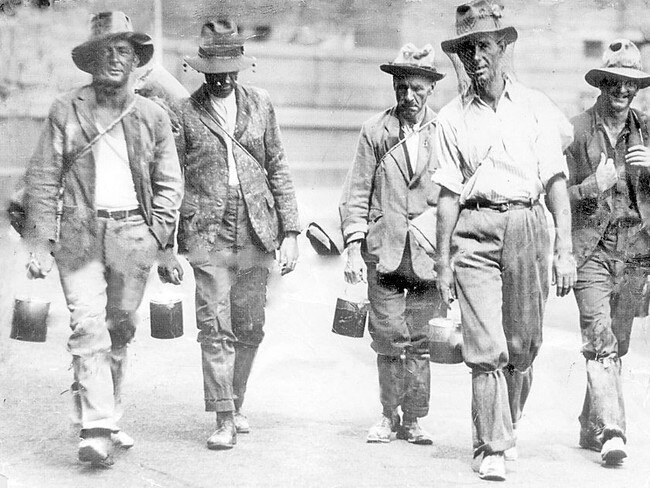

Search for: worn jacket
xmin=566 ymin=102 xmax=650 ymax=266
xmin=175 ymin=83 xmax=300 ymax=253
xmin=339 ymin=106 xmax=440 ymax=281
xmin=24 ymin=85 xmax=183 ymax=269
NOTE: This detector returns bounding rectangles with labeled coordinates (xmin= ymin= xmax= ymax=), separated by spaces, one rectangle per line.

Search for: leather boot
xmin=233 ymin=344 xmax=258 ymax=433
xmin=207 ymin=411 xmax=237 ymax=450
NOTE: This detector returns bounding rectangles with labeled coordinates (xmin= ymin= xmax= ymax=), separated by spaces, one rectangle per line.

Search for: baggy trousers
xmin=366 ymin=241 xmax=445 ymax=418
xmin=58 ymin=214 xmax=157 ymax=432
xmin=573 ymin=230 xmax=647 ymax=446
xmin=189 ymin=186 xmax=274 ymax=413
xmin=451 ymin=204 xmax=549 ymax=457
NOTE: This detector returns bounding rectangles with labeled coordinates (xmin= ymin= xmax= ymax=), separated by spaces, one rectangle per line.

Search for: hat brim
xmin=380 ymin=63 xmax=445 ymax=81
xmin=585 ymin=67 xmax=650 ymax=89
xmin=184 ymin=54 xmax=256 ymax=74
xmin=441 ymin=26 xmax=518 ymax=54
xmin=72 ymin=32 xmax=154 ymax=74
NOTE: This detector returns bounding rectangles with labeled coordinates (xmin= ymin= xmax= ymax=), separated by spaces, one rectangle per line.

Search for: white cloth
xmin=401 ymin=121 xmax=421 ymax=175
xmin=210 ymin=91 xmax=239 ymax=186
xmin=92 ymin=123 xmax=139 ymax=210
xmin=432 ymin=78 xmax=572 ymax=205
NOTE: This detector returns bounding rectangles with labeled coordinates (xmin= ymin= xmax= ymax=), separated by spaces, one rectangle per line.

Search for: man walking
xmin=23 ymin=12 xmax=183 ymax=466
xmin=565 ymin=39 xmax=650 ymax=466
xmin=340 ymin=44 xmax=446 ymax=445
xmin=434 ymin=1 xmax=576 ymax=480
xmin=158 ymin=19 xmax=300 ymax=450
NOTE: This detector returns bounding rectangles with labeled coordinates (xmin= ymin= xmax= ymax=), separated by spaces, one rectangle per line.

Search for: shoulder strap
xmin=190 ymin=95 xmax=272 ymax=189
xmin=376 ymin=117 xmax=437 ymax=170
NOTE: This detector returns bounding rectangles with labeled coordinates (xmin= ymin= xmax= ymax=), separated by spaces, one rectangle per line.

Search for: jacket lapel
xmin=383 ymin=109 xmax=409 ymax=183
xmin=234 ymin=84 xmax=251 ymax=142
xmin=194 ymin=85 xmax=228 ymax=146
xmin=122 ymin=99 xmax=144 ymax=187
xmin=72 ymin=87 xmax=100 ymax=144
xmin=410 ymin=107 xmax=436 ymax=187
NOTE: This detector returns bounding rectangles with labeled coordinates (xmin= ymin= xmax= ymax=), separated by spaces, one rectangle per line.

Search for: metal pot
xmin=332 ymin=297 xmax=368 ymax=338
xmin=11 ymin=297 xmax=50 ymax=342
xmin=428 ymin=317 xmax=463 ymax=364
xmin=150 ymin=297 xmax=183 ymax=339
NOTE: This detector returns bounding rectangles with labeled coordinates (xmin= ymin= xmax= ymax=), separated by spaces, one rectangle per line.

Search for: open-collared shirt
xmin=432 ymin=77 xmax=572 ymax=204
xmin=210 ymin=91 xmax=239 ymax=186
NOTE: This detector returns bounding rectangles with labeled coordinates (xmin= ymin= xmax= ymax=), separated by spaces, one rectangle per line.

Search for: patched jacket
xmin=175 ymin=83 xmax=300 ymax=253
xmin=339 ymin=106 xmax=440 ymax=280
xmin=24 ymin=85 xmax=183 ymax=270
xmin=566 ymin=103 xmax=650 ymax=266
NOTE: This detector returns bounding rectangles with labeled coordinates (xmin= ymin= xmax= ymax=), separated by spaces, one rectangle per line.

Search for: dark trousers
xmin=452 ymin=204 xmax=549 ymax=457
xmin=189 ymin=186 xmax=274 ymax=412
xmin=366 ymin=241 xmax=444 ymax=418
xmin=573 ymin=230 xmax=647 ymax=445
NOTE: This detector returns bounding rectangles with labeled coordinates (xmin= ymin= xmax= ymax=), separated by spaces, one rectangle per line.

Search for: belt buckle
xmin=498 ymin=202 xmax=509 ymax=212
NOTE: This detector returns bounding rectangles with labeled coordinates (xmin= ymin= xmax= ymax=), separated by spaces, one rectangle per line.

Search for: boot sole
xmin=602 ymin=449 xmax=627 ymax=466
xmin=366 ymin=436 xmax=391 ymax=443
xmin=78 ymin=445 xmax=113 ymax=467
xmin=207 ymin=443 xmax=236 ymax=450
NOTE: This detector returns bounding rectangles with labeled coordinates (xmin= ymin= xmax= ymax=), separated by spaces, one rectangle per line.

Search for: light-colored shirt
xmin=402 ymin=121 xmax=421 ymax=176
xmin=432 ymin=78 xmax=572 ymax=204
xmin=210 ymin=91 xmax=239 ymax=186
xmin=93 ymin=123 xmax=139 ymax=210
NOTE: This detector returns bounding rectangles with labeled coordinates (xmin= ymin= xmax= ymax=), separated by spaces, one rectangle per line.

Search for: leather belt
xmin=97 ymin=208 xmax=142 ymax=220
xmin=462 ymin=199 xmax=538 ymax=212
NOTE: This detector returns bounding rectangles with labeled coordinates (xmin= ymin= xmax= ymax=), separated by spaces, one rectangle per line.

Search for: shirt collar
xmin=461 ymin=74 xmax=520 ymax=108
xmin=593 ymin=96 xmax=633 ymax=141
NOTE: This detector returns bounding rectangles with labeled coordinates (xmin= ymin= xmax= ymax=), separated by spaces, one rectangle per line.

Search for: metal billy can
xmin=11 ymin=297 xmax=50 ymax=342
xmin=150 ymin=297 xmax=183 ymax=339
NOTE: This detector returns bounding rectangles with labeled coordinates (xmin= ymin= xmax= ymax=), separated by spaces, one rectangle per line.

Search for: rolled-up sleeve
xmin=431 ymin=114 xmax=464 ymax=195
xmin=533 ymin=93 xmax=572 ymax=188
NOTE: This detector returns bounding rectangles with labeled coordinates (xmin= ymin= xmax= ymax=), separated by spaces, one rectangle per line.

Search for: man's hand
xmin=344 ymin=240 xmax=366 ymax=284
xmin=627 ymin=144 xmax=650 ymax=168
xmin=595 ymin=152 xmax=617 ymax=192
xmin=157 ymin=248 xmax=184 ymax=285
xmin=552 ymin=250 xmax=577 ymax=297
xmin=436 ymin=260 xmax=455 ymax=308
xmin=26 ymin=240 xmax=54 ymax=280
xmin=278 ymin=233 xmax=299 ymax=276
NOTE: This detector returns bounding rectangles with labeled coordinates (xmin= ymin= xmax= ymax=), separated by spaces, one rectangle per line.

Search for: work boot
xmin=478 ymin=452 xmax=506 ymax=481
xmin=78 ymin=430 xmax=113 ymax=467
xmin=366 ymin=411 xmax=400 ymax=443
xmin=207 ymin=412 xmax=237 ymax=450
xmin=397 ymin=418 xmax=433 ymax=445
xmin=111 ymin=430 xmax=135 ymax=449
xmin=234 ymin=410 xmax=250 ymax=434
xmin=233 ymin=344 xmax=258 ymax=432
xmin=601 ymin=436 xmax=627 ymax=466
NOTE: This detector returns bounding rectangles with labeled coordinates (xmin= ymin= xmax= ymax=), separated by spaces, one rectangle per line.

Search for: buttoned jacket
xmin=340 ymin=106 xmax=440 ymax=280
xmin=175 ymin=83 xmax=300 ymax=253
xmin=566 ymin=103 xmax=650 ymax=266
xmin=24 ymin=85 xmax=183 ymax=270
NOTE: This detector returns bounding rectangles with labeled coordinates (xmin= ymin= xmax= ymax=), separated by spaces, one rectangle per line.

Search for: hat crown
xmin=454 ymin=0 xmax=505 ymax=37
xmin=392 ymin=43 xmax=436 ymax=71
xmin=200 ymin=19 xmax=245 ymax=48
xmin=88 ymin=11 xmax=134 ymax=40
xmin=603 ymin=39 xmax=643 ymax=70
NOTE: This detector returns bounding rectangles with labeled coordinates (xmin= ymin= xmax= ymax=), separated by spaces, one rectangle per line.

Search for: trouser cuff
xmin=80 ymin=428 xmax=113 ymax=438
xmin=473 ymin=438 xmax=515 ymax=458
xmin=204 ymin=399 xmax=235 ymax=412
xmin=602 ymin=426 xmax=626 ymax=444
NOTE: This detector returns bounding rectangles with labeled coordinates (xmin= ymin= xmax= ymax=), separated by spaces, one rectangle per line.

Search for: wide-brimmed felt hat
xmin=184 ymin=19 xmax=256 ymax=74
xmin=380 ymin=44 xmax=445 ymax=81
xmin=585 ymin=39 xmax=650 ymax=89
xmin=72 ymin=11 xmax=153 ymax=74
xmin=441 ymin=0 xmax=517 ymax=54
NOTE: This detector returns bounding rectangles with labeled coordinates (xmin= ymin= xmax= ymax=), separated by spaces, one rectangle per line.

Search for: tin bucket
xmin=428 ymin=317 xmax=463 ymax=364
xmin=11 ymin=297 xmax=50 ymax=342
xmin=332 ymin=298 xmax=368 ymax=338
xmin=150 ymin=298 xmax=183 ymax=339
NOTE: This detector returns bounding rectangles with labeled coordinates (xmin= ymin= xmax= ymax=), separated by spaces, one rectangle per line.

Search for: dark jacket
xmin=566 ymin=102 xmax=650 ymax=266
xmin=175 ymin=83 xmax=300 ymax=253
xmin=24 ymin=85 xmax=183 ymax=269
xmin=339 ymin=106 xmax=440 ymax=280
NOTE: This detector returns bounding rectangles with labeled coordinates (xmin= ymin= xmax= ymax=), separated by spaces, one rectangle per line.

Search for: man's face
xmin=599 ymin=77 xmax=639 ymax=114
xmin=205 ymin=72 xmax=238 ymax=98
xmin=393 ymin=75 xmax=435 ymax=123
xmin=92 ymin=38 xmax=139 ymax=88
xmin=457 ymin=34 xmax=505 ymax=89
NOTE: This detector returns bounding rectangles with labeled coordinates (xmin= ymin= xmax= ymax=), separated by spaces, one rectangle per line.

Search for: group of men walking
xmin=18 ymin=0 xmax=650 ymax=482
